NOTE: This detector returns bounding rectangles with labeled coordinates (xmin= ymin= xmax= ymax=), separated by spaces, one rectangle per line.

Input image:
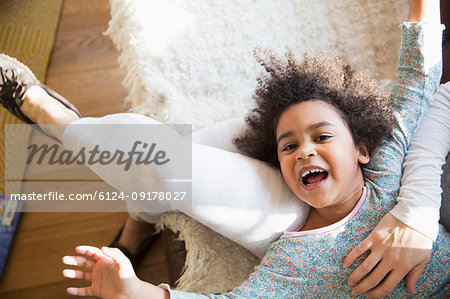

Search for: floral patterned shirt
xmin=165 ymin=22 xmax=449 ymax=298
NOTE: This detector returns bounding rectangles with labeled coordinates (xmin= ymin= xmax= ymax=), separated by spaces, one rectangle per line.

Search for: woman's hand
xmin=343 ymin=213 xmax=432 ymax=298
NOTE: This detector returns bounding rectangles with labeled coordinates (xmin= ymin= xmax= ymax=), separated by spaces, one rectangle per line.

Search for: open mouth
xmin=300 ymin=168 xmax=329 ymax=187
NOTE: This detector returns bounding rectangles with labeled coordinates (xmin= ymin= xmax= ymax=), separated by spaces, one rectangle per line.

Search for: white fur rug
xmin=107 ymin=0 xmax=408 ymax=293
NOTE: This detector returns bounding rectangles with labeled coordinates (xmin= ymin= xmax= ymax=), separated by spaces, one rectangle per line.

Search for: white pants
xmin=62 ymin=114 xmax=309 ymax=258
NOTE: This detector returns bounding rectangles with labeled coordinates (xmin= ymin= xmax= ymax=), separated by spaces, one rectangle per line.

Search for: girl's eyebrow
xmin=277 ymin=131 xmax=294 ymax=144
xmin=277 ymin=121 xmax=335 ymax=144
xmin=310 ymin=121 xmax=335 ymax=130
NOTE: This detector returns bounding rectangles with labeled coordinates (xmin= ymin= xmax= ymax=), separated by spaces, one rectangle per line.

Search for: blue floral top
xmin=166 ymin=23 xmax=449 ymax=298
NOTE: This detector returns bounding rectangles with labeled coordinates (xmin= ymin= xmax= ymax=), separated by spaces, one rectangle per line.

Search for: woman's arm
xmin=392 ymin=82 xmax=450 ymax=240
xmin=344 ymin=0 xmax=444 ymax=297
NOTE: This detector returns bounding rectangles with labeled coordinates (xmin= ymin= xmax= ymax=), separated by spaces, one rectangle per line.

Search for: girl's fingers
xmin=343 ymin=239 xmax=373 ymax=268
xmin=75 ymin=245 xmax=107 ymax=261
xmin=62 ymin=269 xmax=92 ymax=282
xmin=101 ymin=246 xmax=133 ymax=268
xmin=66 ymin=287 xmax=92 ymax=297
xmin=62 ymin=256 xmax=95 ymax=270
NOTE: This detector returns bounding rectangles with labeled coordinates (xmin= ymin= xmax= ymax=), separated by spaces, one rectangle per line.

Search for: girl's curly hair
xmin=233 ymin=50 xmax=394 ymax=168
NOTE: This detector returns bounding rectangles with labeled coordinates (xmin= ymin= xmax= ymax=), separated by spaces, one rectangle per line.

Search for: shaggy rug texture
xmin=107 ymin=0 xmax=408 ymax=293
xmin=156 ymin=213 xmax=260 ymax=293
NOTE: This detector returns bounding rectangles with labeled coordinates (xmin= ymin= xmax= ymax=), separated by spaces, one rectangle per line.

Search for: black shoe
xmin=0 ymin=54 xmax=82 ymax=140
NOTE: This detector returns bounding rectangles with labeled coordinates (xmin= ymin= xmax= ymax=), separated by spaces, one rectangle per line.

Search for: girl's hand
xmin=343 ymin=213 xmax=432 ymax=298
xmin=62 ymin=245 xmax=141 ymax=299
xmin=408 ymin=0 xmax=441 ymax=23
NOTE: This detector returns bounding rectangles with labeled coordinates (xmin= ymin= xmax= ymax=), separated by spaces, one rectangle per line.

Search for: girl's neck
xmin=300 ymin=183 xmax=365 ymax=231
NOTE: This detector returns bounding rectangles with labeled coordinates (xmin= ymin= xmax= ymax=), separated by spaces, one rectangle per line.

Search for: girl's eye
xmin=282 ymin=144 xmax=297 ymax=151
xmin=315 ymin=135 xmax=331 ymax=142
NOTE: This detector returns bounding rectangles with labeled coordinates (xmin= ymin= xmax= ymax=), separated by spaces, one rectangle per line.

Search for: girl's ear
xmin=357 ymin=144 xmax=370 ymax=164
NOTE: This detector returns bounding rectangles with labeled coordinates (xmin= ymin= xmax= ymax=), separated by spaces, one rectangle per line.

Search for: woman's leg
xmin=63 ymin=113 xmax=309 ymax=257
xmin=20 ymin=85 xmax=79 ymax=137
xmin=190 ymin=116 xmax=246 ymax=152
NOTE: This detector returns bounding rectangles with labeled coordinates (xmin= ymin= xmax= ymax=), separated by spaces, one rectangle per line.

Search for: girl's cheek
xmin=280 ymin=162 xmax=294 ymax=184
xmin=279 ymin=163 xmax=289 ymax=179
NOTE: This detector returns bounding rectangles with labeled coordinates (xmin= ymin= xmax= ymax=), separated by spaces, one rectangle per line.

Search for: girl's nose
xmin=296 ymin=144 xmax=317 ymax=160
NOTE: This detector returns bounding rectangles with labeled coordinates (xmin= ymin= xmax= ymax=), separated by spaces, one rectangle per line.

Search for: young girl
xmin=57 ymin=1 xmax=448 ymax=298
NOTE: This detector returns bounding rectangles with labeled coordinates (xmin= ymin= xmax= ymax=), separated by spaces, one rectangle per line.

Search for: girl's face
xmin=276 ymin=100 xmax=370 ymax=212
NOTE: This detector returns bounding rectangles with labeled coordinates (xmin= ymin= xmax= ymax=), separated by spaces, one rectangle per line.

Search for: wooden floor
xmin=0 ymin=1 xmax=169 ymax=298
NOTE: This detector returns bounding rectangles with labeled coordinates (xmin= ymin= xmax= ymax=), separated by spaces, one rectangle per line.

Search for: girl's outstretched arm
xmin=344 ymin=0 xmax=443 ymax=297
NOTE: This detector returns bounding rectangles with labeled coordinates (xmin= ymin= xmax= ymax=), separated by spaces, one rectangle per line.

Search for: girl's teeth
xmin=302 ymin=168 xmax=324 ymax=178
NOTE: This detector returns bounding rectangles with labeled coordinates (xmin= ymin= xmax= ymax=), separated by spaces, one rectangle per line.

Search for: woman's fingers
xmin=347 ymin=249 xmax=384 ymax=286
xmin=343 ymin=238 xmax=373 ymax=269
xmin=62 ymin=255 xmax=95 ymax=270
xmin=66 ymin=287 xmax=93 ymax=297
xmin=405 ymin=259 xmax=429 ymax=293
xmin=364 ymin=266 xmax=413 ymax=298
xmin=351 ymin=249 xmax=430 ymax=297
xmin=62 ymin=269 xmax=92 ymax=282
xmin=75 ymin=245 xmax=107 ymax=261
xmin=351 ymin=259 xmax=406 ymax=297
xmin=345 ymin=213 xmax=433 ymax=297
